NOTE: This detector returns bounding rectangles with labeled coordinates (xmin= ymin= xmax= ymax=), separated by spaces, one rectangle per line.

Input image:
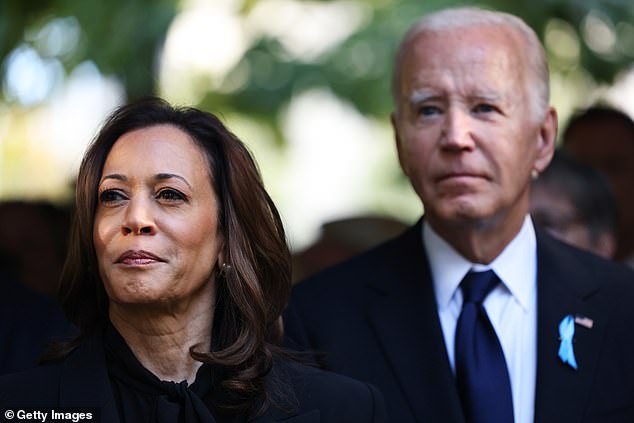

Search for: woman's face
xmin=93 ymin=124 xmax=223 ymax=308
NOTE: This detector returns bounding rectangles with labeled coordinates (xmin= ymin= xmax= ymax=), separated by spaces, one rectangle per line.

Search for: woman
xmin=0 ymin=98 xmax=385 ymax=422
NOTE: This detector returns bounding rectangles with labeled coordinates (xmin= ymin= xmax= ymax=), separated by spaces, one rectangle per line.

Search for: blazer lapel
xmin=59 ymin=333 xmax=121 ymax=423
xmin=366 ymin=220 xmax=464 ymax=423
xmin=534 ymin=232 xmax=607 ymax=423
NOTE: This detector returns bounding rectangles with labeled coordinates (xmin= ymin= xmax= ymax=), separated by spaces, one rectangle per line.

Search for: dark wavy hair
xmin=57 ymin=97 xmax=291 ymax=415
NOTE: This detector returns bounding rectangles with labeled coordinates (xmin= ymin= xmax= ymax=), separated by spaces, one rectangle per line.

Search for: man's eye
xmin=473 ymin=103 xmax=496 ymax=113
xmin=156 ymin=189 xmax=185 ymax=202
xmin=99 ymin=189 xmax=126 ymax=203
xmin=419 ymin=106 xmax=441 ymax=116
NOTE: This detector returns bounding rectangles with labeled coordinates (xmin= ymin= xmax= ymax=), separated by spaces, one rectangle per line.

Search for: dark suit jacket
xmin=0 ymin=332 xmax=386 ymax=422
xmin=0 ymin=273 xmax=76 ymax=375
xmin=284 ymin=219 xmax=634 ymax=423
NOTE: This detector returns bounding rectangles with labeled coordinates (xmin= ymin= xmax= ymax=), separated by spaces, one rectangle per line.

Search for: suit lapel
xmin=59 ymin=333 xmax=121 ymax=423
xmin=366 ymin=221 xmax=464 ymax=423
xmin=534 ymin=232 xmax=607 ymax=422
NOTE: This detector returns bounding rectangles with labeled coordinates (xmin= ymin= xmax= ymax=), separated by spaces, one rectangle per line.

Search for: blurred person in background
xmin=285 ymin=7 xmax=634 ymax=423
xmin=0 ymin=98 xmax=386 ymax=423
xmin=0 ymin=201 xmax=76 ymax=375
xmin=292 ymin=216 xmax=408 ymax=283
xmin=0 ymin=201 xmax=71 ymax=296
xmin=562 ymin=106 xmax=634 ymax=268
xmin=530 ymin=151 xmax=617 ymax=259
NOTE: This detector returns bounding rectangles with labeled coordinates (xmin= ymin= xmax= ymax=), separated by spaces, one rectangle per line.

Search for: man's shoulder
xmin=293 ymin=222 xmax=421 ymax=297
xmin=537 ymin=230 xmax=634 ymax=296
xmin=539 ymin=230 xmax=633 ymax=274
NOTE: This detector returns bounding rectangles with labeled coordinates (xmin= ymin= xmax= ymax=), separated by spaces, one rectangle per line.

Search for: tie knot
xmin=460 ymin=269 xmax=499 ymax=304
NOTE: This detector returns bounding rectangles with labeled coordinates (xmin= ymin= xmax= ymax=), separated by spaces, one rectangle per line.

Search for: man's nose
xmin=440 ymin=107 xmax=476 ymax=151
xmin=121 ymin=197 xmax=156 ymax=236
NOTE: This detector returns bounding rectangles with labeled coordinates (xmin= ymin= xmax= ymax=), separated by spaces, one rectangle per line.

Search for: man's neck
xmin=427 ymin=212 xmax=527 ymax=264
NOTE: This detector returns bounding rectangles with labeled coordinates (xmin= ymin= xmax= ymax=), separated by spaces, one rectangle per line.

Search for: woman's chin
xmin=108 ymin=283 xmax=175 ymax=308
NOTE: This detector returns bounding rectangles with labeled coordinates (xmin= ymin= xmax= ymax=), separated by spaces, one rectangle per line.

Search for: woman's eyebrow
xmin=100 ymin=174 xmax=127 ymax=183
xmin=99 ymin=173 xmax=192 ymax=189
xmin=155 ymin=173 xmax=192 ymax=189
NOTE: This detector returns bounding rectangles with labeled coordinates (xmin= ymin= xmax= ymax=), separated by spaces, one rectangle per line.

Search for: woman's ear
xmin=217 ymin=248 xmax=226 ymax=269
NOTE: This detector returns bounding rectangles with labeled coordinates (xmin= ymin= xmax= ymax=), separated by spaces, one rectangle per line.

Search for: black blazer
xmin=284 ymin=219 xmax=634 ymax=423
xmin=0 ymin=332 xmax=386 ymax=422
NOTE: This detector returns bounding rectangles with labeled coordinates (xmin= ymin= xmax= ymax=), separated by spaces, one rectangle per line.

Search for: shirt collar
xmin=423 ymin=215 xmax=537 ymax=312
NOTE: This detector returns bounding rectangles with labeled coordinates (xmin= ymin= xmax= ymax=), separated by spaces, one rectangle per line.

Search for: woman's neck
xmin=109 ymin=282 xmax=215 ymax=385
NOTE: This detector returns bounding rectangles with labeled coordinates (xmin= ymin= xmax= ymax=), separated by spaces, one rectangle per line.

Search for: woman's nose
xmin=121 ymin=197 xmax=156 ymax=236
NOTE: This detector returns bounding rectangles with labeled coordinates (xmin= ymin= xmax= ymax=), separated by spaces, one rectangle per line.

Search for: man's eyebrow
xmin=409 ymin=90 xmax=438 ymax=105
xmin=155 ymin=173 xmax=192 ymax=189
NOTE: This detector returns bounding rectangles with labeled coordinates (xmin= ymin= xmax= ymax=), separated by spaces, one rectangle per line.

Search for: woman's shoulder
xmin=268 ymin=360 xmax=386 ymax=422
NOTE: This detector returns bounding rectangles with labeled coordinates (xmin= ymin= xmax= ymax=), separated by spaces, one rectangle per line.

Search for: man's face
xmin=392 ymin=25 xmax=555 ymax=231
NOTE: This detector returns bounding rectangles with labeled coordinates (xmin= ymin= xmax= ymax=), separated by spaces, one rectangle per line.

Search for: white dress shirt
xmin=423 ymin=215 xmax=537 ymax=423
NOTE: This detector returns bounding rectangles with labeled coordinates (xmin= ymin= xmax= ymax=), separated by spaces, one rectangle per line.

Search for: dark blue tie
xmin=455 ymin=270 xmax=514 ymax=423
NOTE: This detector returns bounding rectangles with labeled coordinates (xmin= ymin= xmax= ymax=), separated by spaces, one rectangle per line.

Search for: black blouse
xmin=104 ymin=324 xmax=246 ymax=423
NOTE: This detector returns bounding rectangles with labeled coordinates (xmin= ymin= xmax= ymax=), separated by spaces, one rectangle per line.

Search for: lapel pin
xmin=574 ymin=314 xmax=594 ymax=329
xmin=558 ymin=314 xmax=578 ymax=370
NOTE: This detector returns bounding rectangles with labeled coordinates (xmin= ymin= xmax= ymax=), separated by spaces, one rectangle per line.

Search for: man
xmin=561 ymin=106 xmax=634 ymax=268
xmin=284 ymin=7 xmax=634 ymax=423
xmin=530 ymin=150 xmax=617 ymax=259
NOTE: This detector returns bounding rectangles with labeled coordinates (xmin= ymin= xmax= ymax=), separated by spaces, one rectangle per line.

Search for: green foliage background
xmin=1 ymin=0 xmax=633 ymax=138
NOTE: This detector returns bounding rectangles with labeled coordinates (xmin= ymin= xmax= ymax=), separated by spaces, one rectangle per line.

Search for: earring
xmin=531 ymin=169 xmax=539 ymax=180
xmin=218 ymin=263 xmax=231 ymax=278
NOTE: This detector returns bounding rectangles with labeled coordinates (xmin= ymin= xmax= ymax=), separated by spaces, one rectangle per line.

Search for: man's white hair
xmin=392 ymin=7 xmax=550 ymax=121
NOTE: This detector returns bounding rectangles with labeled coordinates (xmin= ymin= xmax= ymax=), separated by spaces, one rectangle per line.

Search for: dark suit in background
xmin=0 ymin=273 xmax=75 ymax=375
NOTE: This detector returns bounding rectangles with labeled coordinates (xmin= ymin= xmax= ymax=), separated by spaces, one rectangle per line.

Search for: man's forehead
xmin=408 ymin=24 xmax=523 ymax=59
xmin=400 ymin=25 xmax=526 ymax=86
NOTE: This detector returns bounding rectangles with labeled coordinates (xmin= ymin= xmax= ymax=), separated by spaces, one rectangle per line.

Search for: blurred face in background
xmin=93 ymin=125 xmax=224 ymax=311
xmin=530 ymin=184 xmax=615 ymax=258
xmin=392 ymin=24 xmax=555 ymax=233
xmin=564 ymin=119 xmax=634 ymax=260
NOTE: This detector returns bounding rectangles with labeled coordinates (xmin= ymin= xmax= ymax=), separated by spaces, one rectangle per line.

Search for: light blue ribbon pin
xmin=558 ymin=314 xmax=578 ymax=370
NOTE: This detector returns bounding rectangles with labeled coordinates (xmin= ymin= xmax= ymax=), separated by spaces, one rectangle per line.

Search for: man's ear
xmin=533 ymin=106 xmax=558 ymax=173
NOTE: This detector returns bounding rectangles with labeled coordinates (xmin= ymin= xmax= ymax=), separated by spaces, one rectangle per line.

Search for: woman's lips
xmin=115 ymin=250 xmax=165 ymax=265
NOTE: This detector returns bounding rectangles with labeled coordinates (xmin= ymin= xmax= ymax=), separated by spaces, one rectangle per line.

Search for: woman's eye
xmin=99 ymin=189 xmax=126 ymax=204
xmin=156 ymin=189 xmax=185 ymax=202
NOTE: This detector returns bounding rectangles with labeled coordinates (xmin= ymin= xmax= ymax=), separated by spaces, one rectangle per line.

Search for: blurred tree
xmin=1 ymin=0 xmax=632 ymax=122
xmin=203 ymin=0 xmax=634 ymax=123
xmin=0 ymin=0 xmax=176 ymax=103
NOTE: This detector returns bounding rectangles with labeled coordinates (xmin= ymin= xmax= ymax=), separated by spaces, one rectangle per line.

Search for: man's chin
xmin=425 ymin=202 xmax=497 ymax=229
